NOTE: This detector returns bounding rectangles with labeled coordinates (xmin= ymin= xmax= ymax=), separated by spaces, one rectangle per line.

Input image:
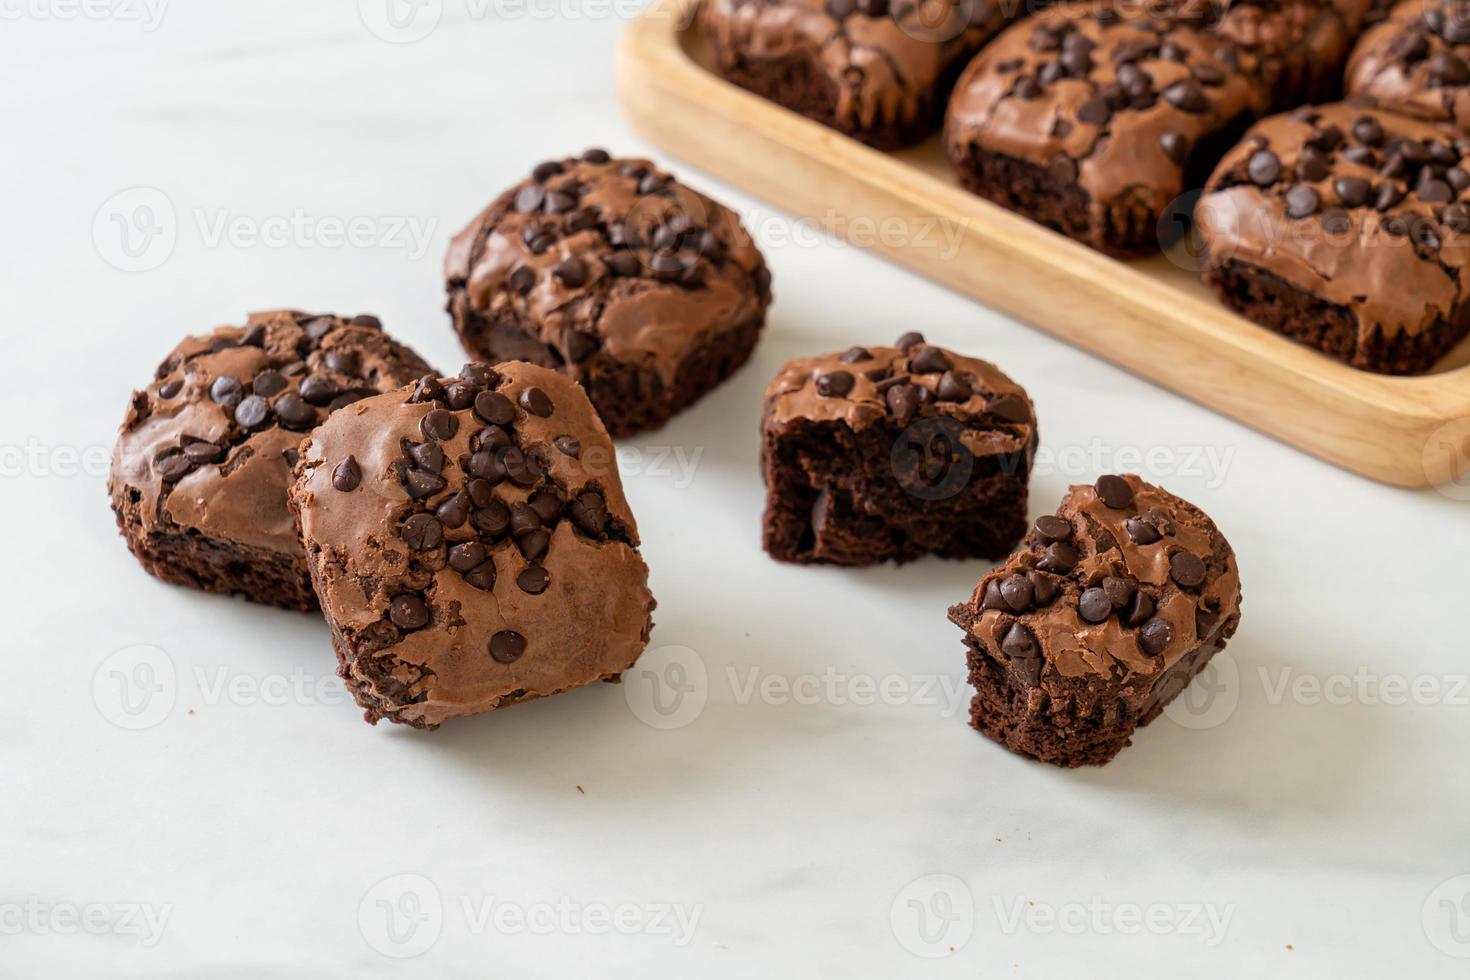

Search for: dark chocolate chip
xmin=563 ymin=328 xmax=599 ymax=363
xmin=299 ymin=374 xmax=338 ymax=406
xmin=816 ymin=370 xmax=855 ymax=397
xmin=554 ymin=257 xmax=587 ymax=288
xmin=389 ymin=594 xmax=430 ymax=630
xmin=155 ymin=451 xmax=194 ymax=482
xmin=885 ymin=383 xmax=920 ymax=425
xmin=1000 ymin=574 xmax=1034 ymax=612
xmin=490 ymin=630 xmax=526 ymax=663
xmin=408 ymin=441 xmax=444 ymax=473
xmin=448 ymin=541 xmax=487 ymax=573
xmin=1159 ymin=131 xmax=1188 ymax=165
xmin=1000 ymin=622 xmax=1038 ymax=660
xmin=570 ymin=491 xmax=609 ymax=536
xmin=1161 ymin=80 xmax=1208 ymax=113
xmin=474 ymin=391 xmax=516 ymax=426
xmin=1124 ymin=591 xmax=1156 ymax=627
xmin=987 ymin=393 xmax=1031 ymax=423
xmin=509 ymin=266 xmax=536 ymax=295
xmin=1139 ymin=617 xmax=1174 ymax=655
xmin=554 ymin=435 xmax=581 ymax=458
xmin=234 ymin=395 xmax=271 ymax=430
xmin=1034 ymin=515 xmax=1071 ymax=543
xmin=895 ymin=331 xmax=925 ymax=351
xmin=210 ymin=375 xmax=244 ymax=408
xmin=1285 ymin=185 xmax=1321 ymax=219
xmin=274 ymin=393 xmax=316 ymax=431
xmin=401 ymin=513 xmax=444 ymax=550
xmin=517 ymin=566 xmax=550 ymax=595
xmin=333 ymin=456 xmax=362 ymax=491
xmin=1170 ymin=551 xmax=1207 ymax=588
xmin=1079 ymin=587 xmax=1112 ymax=623
xmin=472 ymin=499 xmax=511 ymax=536
xmin=1125 ymin=515 xmax=1161 ymax=544
xmin=421 ymin=409 xmax=459 ymax=441
xmin=1093 ymin=474 xmax=1134 ymax=509
xmin=909 ymin=345 xmax=950 ymax=374
xmin=1029 ymin=572 xmax=1059 ymax=606
xmin=436 ymin=492 xmax=471 ymax=528
xmin=402 ymin=466 xmax=447 ymax=499
xmin=514 ymin=184 xmax=546 ymax=213
xmin=1334 ymin=176 xmax=1371 ymax=208
xmin=463 ymin=561 xmax=497 ymax=592
xmin=1247 ymin=150 xmax=1281 ymax=186
xmin=519 ymin=387 xmax=553 ymax=417
xmin=1102 ymin=575 xmax=1134 ymax=609
xmin=935 ymin=371 xmax=971 ymax=402
xmin=1037 ymin=541 xmax=1078 ymax=574
xmin=252 ymin=370 xmax=287 ymax=397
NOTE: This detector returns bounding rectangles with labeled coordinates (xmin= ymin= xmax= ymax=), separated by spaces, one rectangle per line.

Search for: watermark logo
xmin=1423 ymin=418 xmax=1470 ymax=502
xmin=993 ymin=895 xmax=1234 ymax=946
xmin=1423 ymin=875 xmax=1470 ymax=959
xmin=891 ymin=874 xmax=974 ymax=957
xmin=92 ymin=644 xmax=176 ymax=730
xmin=359 ymin=874 xmax=443 ymax=958
xmin=1163 ymin=650 xmax=1240 ymax=731
xmin=358 ymin=0 xmax=442 ymax=42
xmin=624 ymin=645 xmax=707 ymax=730
xmin=892 ymin=417 xmax=975 ymax=502
xmin=93 ymin=187 xmax=176 ymax=272
xmin=0 ymin=898 xmax=172 ymax=947
xmin=0 ymin=0 xmax=168 ymax=30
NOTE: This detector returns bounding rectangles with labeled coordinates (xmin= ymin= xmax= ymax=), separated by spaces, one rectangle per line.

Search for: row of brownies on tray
xmin=698 ymin=0 xmax=1470 ymax=373
xmin=109 ymin=151 xmax=1241 ymax=765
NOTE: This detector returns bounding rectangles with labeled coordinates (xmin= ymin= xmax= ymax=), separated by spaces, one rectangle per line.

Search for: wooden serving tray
xmin=617 ymin=0 xmax=1470 ymax=489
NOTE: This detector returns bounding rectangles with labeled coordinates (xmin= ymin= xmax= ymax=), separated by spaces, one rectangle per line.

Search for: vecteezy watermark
xmin=1031 ymin=440 xmax=1238 ymax=489
xmin=624 ymin=645 xmax=709 ymax=730
xmin=92 ymin=187 xmax=438 ymax=272
xmin=357 ymin=0 xmax=694 ymax=43
xmin=92 ymin=644 xmax=177 ymax=731
xmin=1162 ymin=650 xmax=1240 ymax=731
xmin=357 ymin=874 xmax=702 ymax=958
xmin=891 ymin=875 xmax=974 ymax=958
xmin=0 ymin=0 xmax=168 ymax=30
xmin=0 ymin=440 xmax=111 ymax=479
xmin=1423 ymin=418 xmax=1470 ymax=502
xmin=1423 ymin=875 xmax=1470 ymax=959
xmin=991 ymin=895 xmax=1235 ymax=947
xmin=0 ymin=898 xmax=172 ymax=948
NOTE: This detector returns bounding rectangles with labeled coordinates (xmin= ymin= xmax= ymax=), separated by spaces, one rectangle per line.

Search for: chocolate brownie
xmin=761 ymin=332 xmax=1036 ymax=565
xmin=948 ymin=474 xmax=1242 ymax=767
xmin=1198 ymin=0 xmax=1370 ymax=107
xmin=944 ymin=2 xmax=1272 ymax=256
xmin=108 ymin=311 xmax=433 ymax=610
xmin=1195 ymin=102 xmax=1470 ymax=373
xmin=696 ymin=0 xmax=1019 ymax=149
xmin=1347 ymin=0 xmax=1470 ymax=131
xmin=288 ymin=361 xmax=656 ymax=729
xmin=445 ymin=151 xmax=771 ymax=437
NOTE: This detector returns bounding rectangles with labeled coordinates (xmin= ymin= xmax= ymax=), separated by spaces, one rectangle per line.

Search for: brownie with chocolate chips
xmin=1347 ymin=0 xmax=1470 ymax=132
xmin=1195 ymin=102 xmax=1470 ymax=373
xmin=697 ymin=0 xmax=1020 ymax=149
xmin=445 ymin=150 xmax=771 ymax=437
xmin=944 ymin=2 xmax=1273 ymax=256
xmin=288 ymin=361 xmax=656 ymax=729
xmin=108 ymin=311 xmax=433 ymax=611
xmin=948 ymin=474 xmax=1242 ymax=767
xmin=761 ymin=333 xmax=1036 ymax=565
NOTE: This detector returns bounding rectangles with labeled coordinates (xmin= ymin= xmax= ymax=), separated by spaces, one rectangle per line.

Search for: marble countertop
xmin=3 ymin=1 xmax=1467 ymax=976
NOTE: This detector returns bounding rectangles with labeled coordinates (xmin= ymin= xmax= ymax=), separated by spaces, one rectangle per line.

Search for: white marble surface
xmin=3 ymin=2 xmax=1468 ymax=976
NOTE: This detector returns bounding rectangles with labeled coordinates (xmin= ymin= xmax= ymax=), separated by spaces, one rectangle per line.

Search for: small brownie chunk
xmin=445 ymin=150 xmax=771 ymax=437
xmin=1199 ymin=0 xmax=1370 ymax=108
xmin=944 ymin=2 xmax=1271 ymax=256
xmin=697 ymin=0 xmax=1016 ymax=149
xmin=289 ymin=361 xmax=656 ymax=729
xmin=1195 ymin=102 xmax=1470 ymax=373
xmin=948 ymin=474 xmax=1242 ymax=767
xmin=1347 ymin=0 xmax=1470 ymax=131
xmin=108 ymin=311 xmax=433 ymax=610
xmin=761 ymin=333 xmax=1036 ymax=565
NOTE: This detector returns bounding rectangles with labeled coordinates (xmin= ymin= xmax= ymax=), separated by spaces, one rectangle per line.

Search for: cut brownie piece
xmin=948 ymin=474 xmax=1242 ymax=767
xmin=1347 ymin=0 xmax=1470 ymax=132
xmin=108 ymin=311 xmax=433 ymax=610
xmin=761 ymin=332 xmax=1036 ymax=565
xmin=1195 ymin=102 xmax=1470 ymax=373
xmin=696 ymin=0 xmax=1018 ymax=149
xmin=1198 ymin=0 xmax=1369 ymax=108
xmin=944 ymin=2 xmax=1271 ymax=256
xmin=289 ymin=361 xmax=656 ymax=729
xmin=444 ymin=150 xmax=771 ymax=437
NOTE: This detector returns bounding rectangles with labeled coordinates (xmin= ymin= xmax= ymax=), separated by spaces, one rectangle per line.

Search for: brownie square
xmin=944 ymin=2 xmax=1272 ymax=256
xmin=761 ymin=333 xmax=1036 ymax=565
xmin=948 ymin=474 xmax=1242 ymax=767
xmin=107 ymin=311 xmax=432 ymax=610
xmin=1195 ymin=102 xmax=1470 ymax=373
xmin=1347 ymin=0 xmax=1470 ymax=131
xmin=697 ymin=0 xmax=1018 ymax=150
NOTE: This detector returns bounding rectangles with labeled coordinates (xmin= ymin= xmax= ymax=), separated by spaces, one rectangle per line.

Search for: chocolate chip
xmin=1334 ymin=176 xmax=1371 ymax=208
xmin=980 ymin=580 xmax=1007 ymax=611
xmin=554 ymin=257 xmax=588 ymax=288
xmin=545 ymin=191 xmax=576 ymax=215
xmin=816 ymin=370 xmax=855 ymax=397
xmin=517 ymin=529 xmax=550 ymax=562
xmin=514 ymin=184 xmax=546 ymax=213
xmin=570 ymin=491 xmax=608 ymax=536
xmin=895 ymin=331 xmax=925 ymax=351
xmin=582 ymin=148 xmax=610 ymax=164
xmin=402 ymin=466 xmax=447 ymax=499
xmin=1124 ymin=591 xmax=1155 ymax=627
xmin=1029 ymin=571 xmax=1059 ymax=606
xmin=517 ymin=566 xmax=550 ymax=595
xmin=1000 ymin=574 xmax=1034 ymax=612
xmin=490 ymin=630 xmax=526 ymax=663
xmin=333 ymin=456 xmax=361 ymax=491
xmin=389 ymin=594 xmax=429 ymax=630
xmin=1285 ymin=184 xmax=1321 ymax=219
xmin=909 ymin=345 xmax=950 ymax=374
xmin=274 ymin=393 xmax=315 ymax=431
xmin=460 ymin=364 xmax=496 ymax=388
xmin=1353 ymin=115 xmax=1384 ymax=146
xmin=1161 ymin=80 xmax=1207 ymax=113
xmin=563 ymin=328 xmax=599 ymax=363
xmin=474 ymin=390 xmax=515 ymax=426
xmin=510 ymin=501 xmax=543 ymax=538
xmin=1139 ymin=617 xmax=1174 ymax=655
xmin=532 ymin=160 xmax=563 ymax=181
xmin=1247 ymin=150 xmax=1281 ymax=186
xmin=234 ymin=395 xmax=271 ymax=430
xmin=1125 ymin=515 xmax=1161 ymax=544
xmin=448 ymin=541 xmax=487 ymax=572
xmin=1375 ymin=182 xmax=1405 ymax=211
xmin=885 ymin=384 xmax=920 ymax=425
xmin=420 ymin=409 xmax=459 ymax=441
xmin=1093 ymin=474 xmax=1134 ymax=509
xmin=1079 ymin=587 xmax=1112 ymax=623
xmin=442 ymin=382 xmax=477 ymax=412
xmin=500 ymin=447 xmax=542 ymax=487
xmin=183 ymin=441 xmax=222 ymax=464
xmin=1296 ymin=151 xmax=1330 ymax=182
xmin=210 ymin=375 xmax=244 ymax=408
xmin=472 ymin=499 xmax=511 ymax=536
xmin=519 ymin=387 xmax=553 ymax=417
xmin=410 ymin=375 xmax=444 ymax=404
xmin=252 ymin=370 xmax=287 ymax=397
xmin=1102 ymin=576 xmax=1134 ymax=610
xmin=1170 ymin=551 xmax=1207 ymax=588
xmin=155 ymin=451 xmax=194 ymax=482
xmin=936 ymin=371 xmax=971 ymax=402
xmin=1034 ymin=515 xmax=1072 ymax=543
xmin=1159 ymin=131 xmax=1187 ymax=165
xmin=1000 ymin=622 xmax=1037 ymax=660
xmin=605 ymin=251 xmax=642 ymax=277
xmin=554 ymin=435 xmax=581 ymax=458
xmin=407 ymin=441 xmax=444 ymax=473
xmin=299 ymin=374 xmax=338 ymax=406
xmin=987 ymin=393 xmax=1031 ymax=423
xmin=158 ymin=379 xmax=182 ymax=399
xmin=1444 ymin=202 xmax=1470 ymax=232
xmin=1418 ymin=175 xmax=1454 ymax=204
xmin=436 ymin=492 xmax=471 ymax=528
xmin=466 ymin=478 xmax=496 ymax=509
xmin=1342 ymin=145 xmax=1377 ymax=167
xmin=1049 ymin=155 xmax=1079 ymax=184
xmin=464 ymin=562 xmax=497 ymax=592
xmin=1078 ymin=96 xmax=1112 ymax=125
xmin=1037 ymin=541 xmax=1078 ymax=574
xmin=301 ymin=316 xmax=336 ymax=340
xmin=1430 ymin=51 xmax=1470 ymax=85
xmin=401 ymin=513 xmax=443 ymax=550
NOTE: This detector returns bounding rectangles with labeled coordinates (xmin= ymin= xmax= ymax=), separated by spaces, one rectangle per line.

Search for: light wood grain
xmin=617 ymin=0 xmax=1470 ymax=488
